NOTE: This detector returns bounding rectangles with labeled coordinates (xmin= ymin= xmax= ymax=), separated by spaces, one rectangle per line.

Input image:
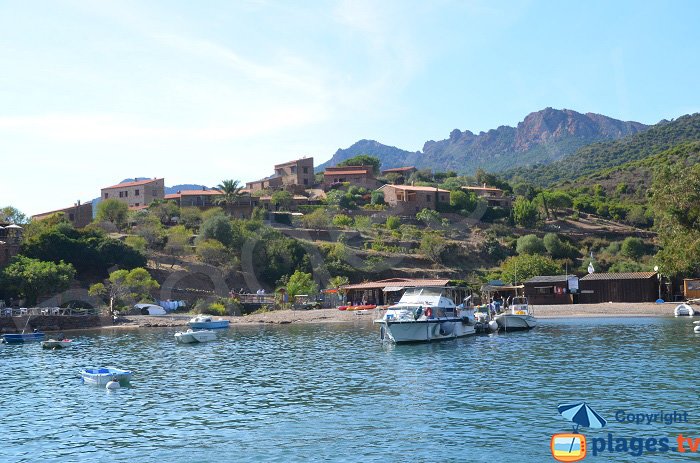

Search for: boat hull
xmin=378 ymin=319 xmax=476 ymax=343
xmin=80 ymin=368 xmax=132 ymax=385
xmin=674 ymin=304 xmax=695 ymax=317
xmin=496 ymin=314 xmax=537 ymax=331
xmin=188 ymin=320 xmax=230 ymax=329
xmin=175 ymin=330 xmax=216 ymax=343
xmin=2 ymin=332 xmax=46 ymax=344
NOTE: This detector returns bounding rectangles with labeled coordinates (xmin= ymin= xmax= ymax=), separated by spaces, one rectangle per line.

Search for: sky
xmin=1 ymin=0 xmax=699 ymax=216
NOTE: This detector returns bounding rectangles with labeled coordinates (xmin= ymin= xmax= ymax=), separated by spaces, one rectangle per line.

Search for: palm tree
xmin=214 ymin=179 xmax=244 ymax=214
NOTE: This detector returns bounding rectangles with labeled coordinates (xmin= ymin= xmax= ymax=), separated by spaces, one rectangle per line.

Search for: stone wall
xmin=0 ymin=315 xmax=111 ymax=333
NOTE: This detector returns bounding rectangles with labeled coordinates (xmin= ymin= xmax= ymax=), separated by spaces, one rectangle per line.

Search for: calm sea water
xmin=2 ymin=317 xmax=699 ymax=462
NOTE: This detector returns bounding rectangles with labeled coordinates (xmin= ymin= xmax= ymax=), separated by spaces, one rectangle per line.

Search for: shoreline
xmin=86 ymin=302 xmax=684 ymax=331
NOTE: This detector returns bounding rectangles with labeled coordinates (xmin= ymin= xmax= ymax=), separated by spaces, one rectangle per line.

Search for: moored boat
xmin=41 ymin=338 xmax=73 ymax=349
xmin=674 ymin=303 xmax=695 ymax=317
xmin=188 ymin=315 xmax=230 ymax=329
xmin=175 ymin=329 xmax=217 ymax=344
xmin=2 ymin=330 xmax=46 ymax=344
xmin=374 ymin=287 xmax=476 ymax=343
xmin=80 ymin=367 xmax=132 ymax=385
xmin=495 ymin=296 xmax=537 ymax=331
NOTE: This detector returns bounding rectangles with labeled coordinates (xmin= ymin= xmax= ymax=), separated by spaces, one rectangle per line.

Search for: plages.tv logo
xmin=551 ymin=402 xmax=607 ymax=462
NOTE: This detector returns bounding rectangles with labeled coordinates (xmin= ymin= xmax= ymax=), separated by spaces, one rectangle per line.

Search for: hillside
xmin=318 ymin=108 xmax=649 ymax=174
xmin=509 ymin=113 xmax=700 ymax=187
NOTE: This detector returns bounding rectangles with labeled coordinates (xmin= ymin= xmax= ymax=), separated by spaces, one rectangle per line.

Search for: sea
xmin=2 ymin=317 xmax=698 ymax=462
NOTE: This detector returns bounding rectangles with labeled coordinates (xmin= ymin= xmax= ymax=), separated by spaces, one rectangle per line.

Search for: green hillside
xmin=509 ymin=113 xmax=700 ymax=186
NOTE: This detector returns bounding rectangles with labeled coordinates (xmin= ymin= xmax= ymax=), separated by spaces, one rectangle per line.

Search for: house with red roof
xmin=323 ymin=165 xmax=380 ymax=190
xmin=379 ymin=184 xmax=450 ymax=214
xmin=101 ymin=178 xmax=165 ymax=208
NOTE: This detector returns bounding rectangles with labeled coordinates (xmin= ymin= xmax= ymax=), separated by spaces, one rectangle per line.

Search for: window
xmin=303 ymin=167 xmax=308 ymax=174
xmin=69 ymin=213 xmax=74 ymax=221
xmin=535 ymin=286 xmax=554 ymax=295
xmin=303 ymin=179 xmax=308 ymax=185
xmin=135 ymin=203 xmax=139 ymax=207
xmin=124 ymin=191 xmax=128 ymax=197
xmin=135 ymin=189 xmax=140 ymax=196
xmin=426 ymin=194 xmax=432 ymax=202
xmin=152 ymin=189 xmax=158 ymax=196
xmin=291 ymin=166 xmax=296 ymax=173
xmin=119 ymin=192 xmax=123 ymax=198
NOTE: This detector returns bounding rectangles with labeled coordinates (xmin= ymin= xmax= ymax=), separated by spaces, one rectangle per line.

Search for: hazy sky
xmin=2 ymin=0 xmax=699 ymax=216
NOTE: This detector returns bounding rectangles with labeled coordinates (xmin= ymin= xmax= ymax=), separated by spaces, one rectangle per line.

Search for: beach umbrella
xmin=558 ymin=402 xmax=606 ymax=432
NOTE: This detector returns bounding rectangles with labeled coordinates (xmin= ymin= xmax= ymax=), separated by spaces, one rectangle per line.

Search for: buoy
xmin=488 ymin=321 xmax=499 ymax=332
xmin=694 ymin=325 xmax=700 ymax=334
xmin=106 ymin=379 xmax=120 ymax=390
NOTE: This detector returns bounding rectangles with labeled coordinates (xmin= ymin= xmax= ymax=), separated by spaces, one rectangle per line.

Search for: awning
xmin=383 ymin=286 xmax=405 ymax=292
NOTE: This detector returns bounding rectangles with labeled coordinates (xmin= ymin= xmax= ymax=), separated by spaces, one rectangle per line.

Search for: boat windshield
xmin=402 ymin=287 xmax=444 ymax=298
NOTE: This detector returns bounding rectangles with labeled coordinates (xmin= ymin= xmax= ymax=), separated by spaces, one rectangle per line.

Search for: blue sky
xmin=1 ymin=0 xmax=699 ymax=216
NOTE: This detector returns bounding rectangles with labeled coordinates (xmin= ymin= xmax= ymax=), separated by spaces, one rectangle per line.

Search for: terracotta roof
xmin=324 ymin=169 xmax=372 ymax=176
xmin=342 ymin=278 xmax=451 ymax=290
xmin=381 ymin=184 xmax=450 ymax=193
xmin=32 ymin=202 xmax=92 ymax=218
xmin=164 ymin=193 xmax=180 ymax=200
xmin=382 ymin=166 xmax=416 ymax=173
xmin=180 ymin=189 xmax=223 ymax=196
xmin=580 ymin=272 xmax=657 ymax=281
xmin=103 ymin=178 xmax=163 ymax=190
xmin=274 ymin=157 xmax=313 ymax=168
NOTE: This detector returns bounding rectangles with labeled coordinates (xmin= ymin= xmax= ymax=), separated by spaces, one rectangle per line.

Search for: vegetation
xmin=337 ymin=154 xmax=381 ymax=175
xmin=89 ymin=267 xmax=159 ymax=314
xmin=214 ymin=179 xmax=244 ymax=213
xmin=283 ymin=270 xmax=318 ymax=298
xmin=95 ymin=199 xmax=129 ymax=229
xmin=0 ymin=256 xmax=75 ymax=305
xmin=498 ymin=254 xmax=561 ymax=284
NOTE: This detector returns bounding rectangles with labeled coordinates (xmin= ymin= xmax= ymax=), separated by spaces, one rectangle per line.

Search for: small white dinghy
xmin=674 ymin=303 xmax=695 ymax=317
xmin=174 ymin=329 xmax=216 ymax=344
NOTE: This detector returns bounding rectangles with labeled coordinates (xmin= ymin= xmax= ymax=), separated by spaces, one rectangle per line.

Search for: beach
xmin=110 ymin=302 xmax=681 ymax=329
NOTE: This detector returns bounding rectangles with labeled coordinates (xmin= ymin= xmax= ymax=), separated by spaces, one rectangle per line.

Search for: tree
xmin=516 ymin=234 xmax=546 ymax=255
xmin=370 ymin=190 xmax=385 ymax=205
xmin=449 ymin=190 xmax=477 ymax=213
xmin=332 ymin=214 xmax=353 ymax=228
xmin=179 ymin=207 xmax=203 ymax=230
xmin=149 ymin=200 xmax=180 ymax=225
xmin=329 ymin=275 xmax=350 ymax=290
xmin=214 ymin=180 xmax=244 ymax=213
xmin=95 ymin=199 xmax=128 ymax=229
xmin=620 ymin=237 xmax=646 ymax=260
xmin=512 ymin=197 xmax=538 ymax=228
xmin=300 ymin=208 xmax=331 ymax=229
xmin=543 ymin=233 xmax=579 ymax=259
xmin=164 ymin=225 xmax=192 ymax=266
xmin=0 ymin=206 xmax=27 ymax=224
xmin=420 ymin=232 xmax=447 ymax=263
xmin=196 ymin=239 xmax=237 ymax=268
xmin=338 ymin=155 xmax=381 ymax=175
xmin=0 ymin=256 xmax=75 ymax=306
xmin=499 ymin=254 xmax=561 ymax=284
xmin=271 ymin=190 xmax=294 ymax=211
xmin=416 ymin=208 xmax=441 ymax=228
xmin=197 ymin=214 xmax=233 ymax=247
xmin=285 ymin=270 xmax=318 ymax=298
xmin=89 ymin=267 xmax=160 ymax=314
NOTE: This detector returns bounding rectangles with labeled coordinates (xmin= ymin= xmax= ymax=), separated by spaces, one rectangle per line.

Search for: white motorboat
xmin=373 ymin=287 xmax=476 ymax=343
xmin=674 ymin=303 xmax=695 ymax=317
xmin=174 ymin=329 xmax=217 ymax=344
xmin=188 ymin=315 xmax=230 ymax=329
xmin=495 ymin=296 xmax=537 ymax=331
xmin=80 ymin=367 xmax=132 ymax=385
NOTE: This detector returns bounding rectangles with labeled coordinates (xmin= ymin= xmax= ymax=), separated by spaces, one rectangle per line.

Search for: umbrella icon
xmin=558 ymin=402 xmax=607 ymax=432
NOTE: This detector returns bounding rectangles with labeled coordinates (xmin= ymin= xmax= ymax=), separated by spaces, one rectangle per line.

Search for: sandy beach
xmin=105 ymin=302 xmax=684 ymax=329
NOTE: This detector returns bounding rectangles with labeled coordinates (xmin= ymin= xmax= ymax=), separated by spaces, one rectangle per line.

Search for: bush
xmin=332 ymin=214 xmax=353 ymax=228
xmin=516 ymin=234 xmax=546 ymax=255
xmin=197 ymin=215 xmax=233 ymax=247
xmin=385 ymin=216 xmax=401 ymax=230
xmin=543 ymin=233 xmax=579 ymax=259
xmin=371 ymin=190 xmax=385 ymax=205
xmin=420 ymin=233 xmax=447 ymax=263
xmin=620 ymin=237 xmax=647 ymax=259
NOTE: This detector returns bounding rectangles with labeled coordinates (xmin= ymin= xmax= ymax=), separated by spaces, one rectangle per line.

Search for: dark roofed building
xmin=578 ymin=272 xmax=658 ymax=303
xmin=524 ymin=275 xmax=578 ymax=305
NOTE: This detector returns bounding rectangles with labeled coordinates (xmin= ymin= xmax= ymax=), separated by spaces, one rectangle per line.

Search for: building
xmin=683 ymin=279 xmax=700 ymax=299
xmin=524 ymin=275 xmax=579 ymax=305
xmin=257 ymin=194 xmax=313 ymax=212
xmin=101 ymin=178 xmax=165 ymax=208
xmin=323 ymin=165 xmax=381 ymax=190
xmin=166 ymin=189 xmax=260 ymax=218
xmin=381 ymin=166 xmax=417 ymax=180
xmin=461 ymin=184 xmax=512 ymax=208
xmin=578 ymin=272 xmax=658 ymax=303
xmin=32 ymin=201 xmax=94 ymax=228
xmin=0 ymin=223 xmax=23 ymax=266
xmin=341 ymin=278 xmax=463 ymax=306
xmin=379 ymin=184 xmax=450 ymax=214
xmin=246 ymin=157 xmax=314 ymax=192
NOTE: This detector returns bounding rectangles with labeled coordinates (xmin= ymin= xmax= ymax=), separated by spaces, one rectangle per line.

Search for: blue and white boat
xmin=80 ymin=367 xmax=132 ymax=385
xmin=1 ymin=331 xmax=46 ymax=344
xmin=188 ymin=315 xmax=230 ymax=329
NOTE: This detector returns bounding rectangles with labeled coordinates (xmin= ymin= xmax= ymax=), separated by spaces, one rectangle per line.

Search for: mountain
xmin=318 ymin=108 xmax=649 ymax=174
xmin=508 ymin=113 xmax=700 ymax=187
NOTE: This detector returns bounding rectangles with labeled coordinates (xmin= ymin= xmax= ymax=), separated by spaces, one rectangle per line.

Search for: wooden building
xmin=684 ymin=279 xmax=700 ymax=299
xmin=341 ymin=278 xmax=466 ymax=307
xmin=524 ymin=275 xmax=578 ymax=305
xmin=578 ymin=272 xmax=658 ymax=303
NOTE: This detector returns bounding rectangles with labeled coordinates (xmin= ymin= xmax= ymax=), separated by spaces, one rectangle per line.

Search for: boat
xmin=345 ymin=304 xmax=377 ymax=311
xmin=134 ymin=303 xmax=167 ymax=315
xmin=473 ymin=305 xmax=500 ymax=334
xmin=174 ymin=329 xmax=217 ymax=344
xmin=80 ymin=367 xmax=132 ymax=385
xmin=1 ymin=330 xmax=46 ymax=344
xmin=41 ymin=338 xmax=73 ymax=349
xmin=674 ymin=303 xmax=695 ymax=317
xmin=188 ymin=315 xmax=230 ymax=329
xmin=373 ymin=287 xmax=476 ymax=343
xmin=693 ymin=321 xmax=700 ymax=333
xmin=495 ymin=296 xmax=537 ymax=331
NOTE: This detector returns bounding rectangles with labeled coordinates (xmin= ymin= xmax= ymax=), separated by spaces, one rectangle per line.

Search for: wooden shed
xmin=341 ymin=278 xmax=466 ymax=307
xmin=578 ymin=272 xmax=658 ymax=303
xmin=524 ymin=275 xmax=577 ymax=305
xmin=684 ymin=279 xmax=700 ymax=300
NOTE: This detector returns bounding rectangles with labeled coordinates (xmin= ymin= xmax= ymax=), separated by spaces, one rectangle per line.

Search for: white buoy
xmin=694 ymin=325 xmax=700 ymax=334
xmin=488 ymin=321 xmax=499 ymax=332
xmin=106 ymin=379 xmax=120 ymax=390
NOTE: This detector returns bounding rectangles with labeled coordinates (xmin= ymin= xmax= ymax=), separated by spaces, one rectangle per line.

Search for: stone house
xmin=461 ymin=184 xmax=512 ymax=208
xmin=323 ymin=165 xmax=381 ymax=190
xmin=246 ymin=157 xmax=314 ymax=192
xmin=101 ymin=178 xmax=165 ymax=208
xmin=379 ymin=184 xmax=450 ymax=214
xmin=32 ymin=201 xmax=94 ymax=228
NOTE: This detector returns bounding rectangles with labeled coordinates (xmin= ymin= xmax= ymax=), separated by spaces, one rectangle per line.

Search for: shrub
xmin=385 ymin=216 xmax=401 ymax=230
xmin=332 ymin=214 xmax=353 ymax=228
xmin=620 ymin=237 xmax=647 ymax=259
xmin=420 ymin=233 xmax=447 ymax=263
xmin=516 ymin=234 xmax=546 ymax=255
